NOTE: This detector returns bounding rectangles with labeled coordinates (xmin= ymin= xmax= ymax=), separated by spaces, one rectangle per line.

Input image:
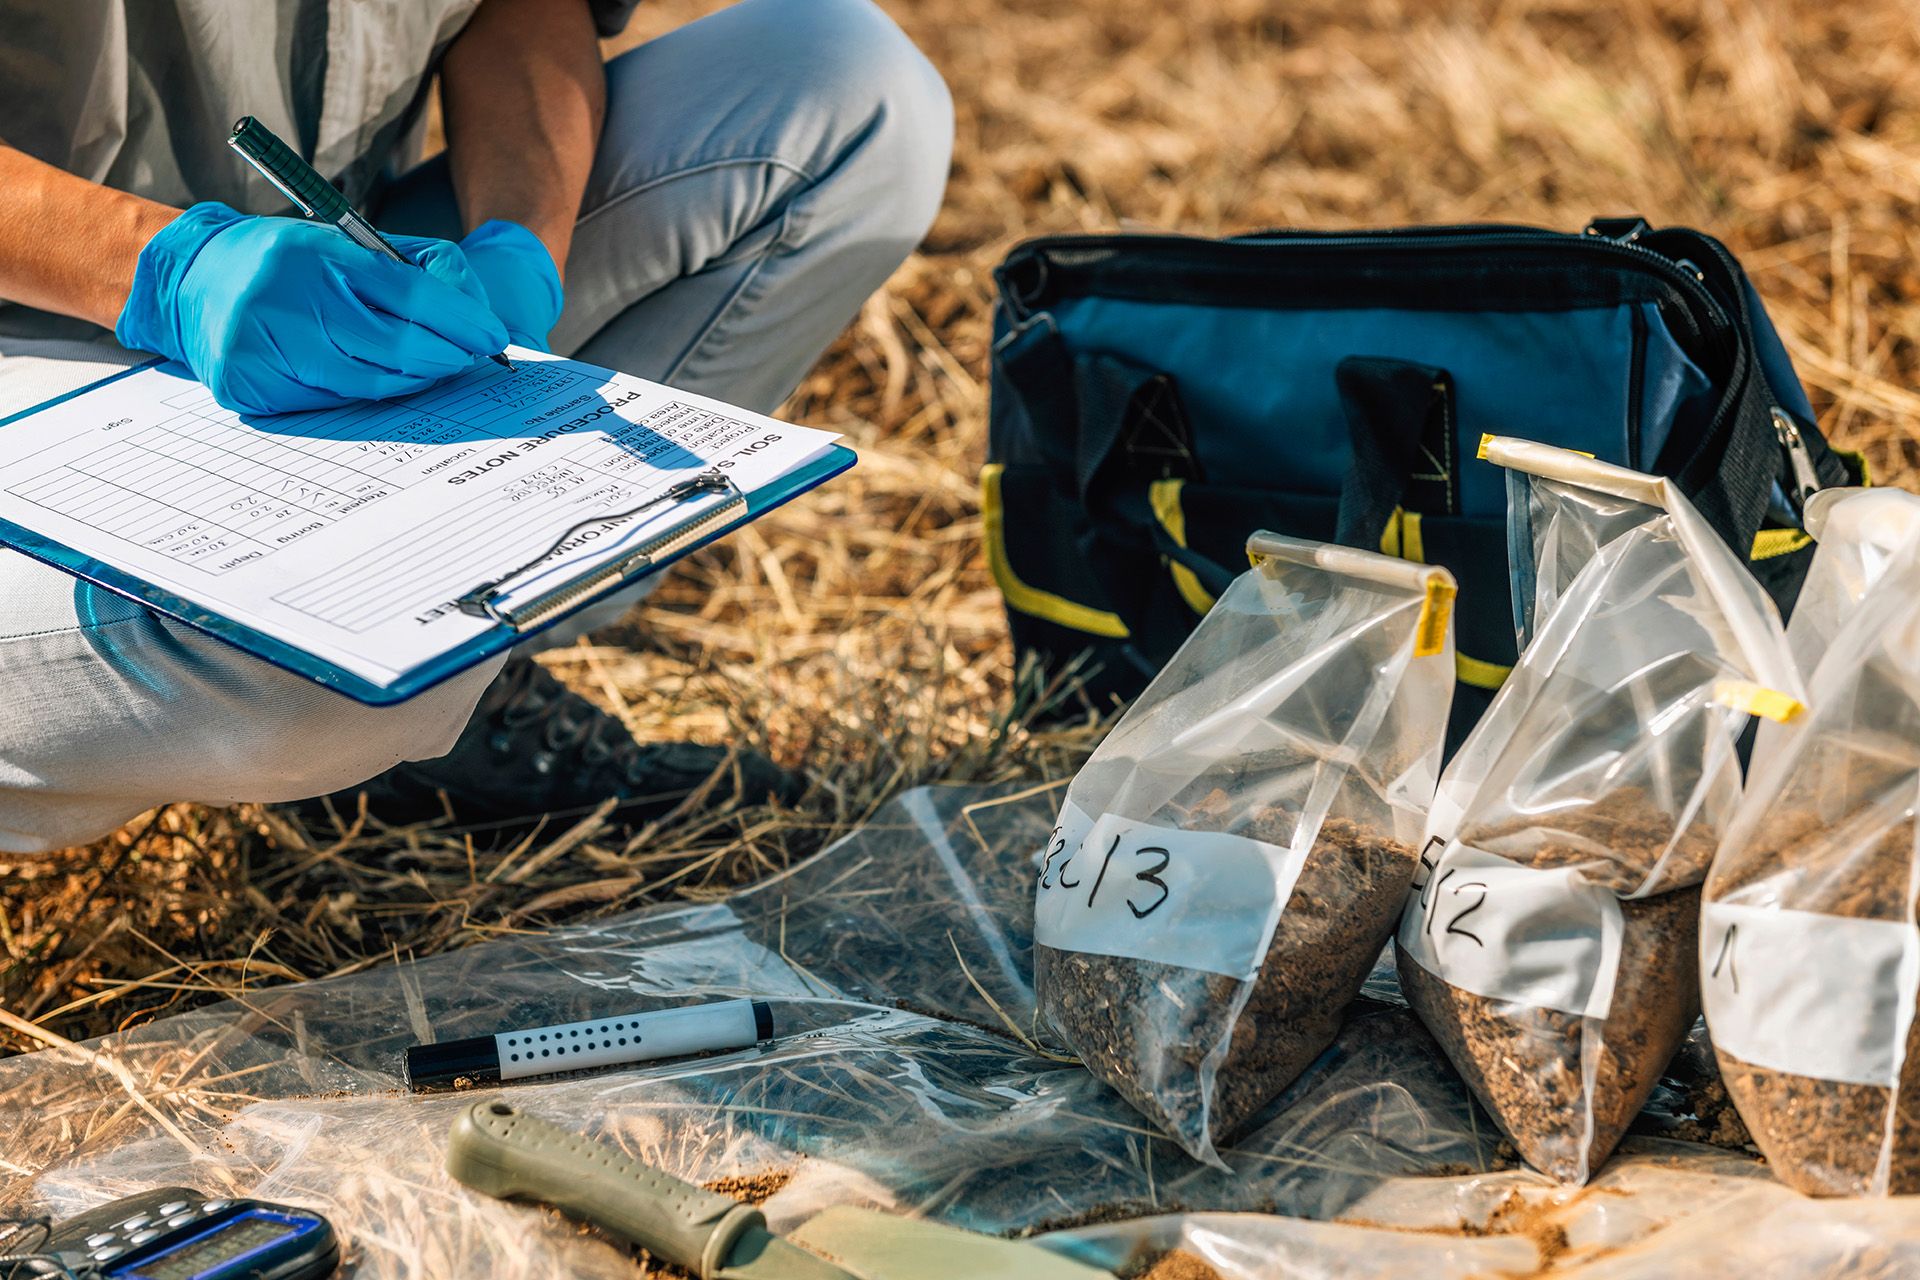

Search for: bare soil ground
xmin=6 ymin=0 xmax=1920 ymax=1057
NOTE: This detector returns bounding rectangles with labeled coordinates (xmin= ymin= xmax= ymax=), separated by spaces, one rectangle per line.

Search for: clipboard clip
xmin=456 ymin=473 xmax=743 ymax=630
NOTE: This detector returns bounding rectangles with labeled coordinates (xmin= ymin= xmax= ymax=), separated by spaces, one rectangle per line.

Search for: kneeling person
xmin=0 ymin=0 xmax=953 ymax=851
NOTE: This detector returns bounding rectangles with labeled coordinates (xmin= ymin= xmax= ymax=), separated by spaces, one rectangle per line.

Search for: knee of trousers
xmin=791 ymin=0 xmax=955 ymax=242
xmin=608 ymin=0 xmax=954 ymax=249
xmin=0 ymin=595 xmax=498 ymax=851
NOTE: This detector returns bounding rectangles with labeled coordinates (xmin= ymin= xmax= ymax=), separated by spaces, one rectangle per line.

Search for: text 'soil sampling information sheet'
xmin=0 ymin=349 xmax=842 ymax=687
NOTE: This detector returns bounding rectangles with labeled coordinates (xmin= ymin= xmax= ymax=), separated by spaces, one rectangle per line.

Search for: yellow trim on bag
xmin=1376 ymin=507 xmax=1425 ymax=560
xmin=1713 ymin=679 xmax=1805 ymax=724
xmin=1749 ymin=528 xmax=1813 ymax=561
xmin=1742 ymin=445 xmax=1872 ymax=561
xmin=980 ymin=463 xmax=1130 ymax=638
xmin=1147 ymin=478 xmax=1218 ymax=615
xmin=1414 ymin=576 xmax=1456 ymax=659
xmin=1401 ymin=509 xmax=1425 ymax=563
xmin=1456 ymin=652 xmax=1513 ymax=690
xmin=1837 ymin=446 xmax=1872 ymax=487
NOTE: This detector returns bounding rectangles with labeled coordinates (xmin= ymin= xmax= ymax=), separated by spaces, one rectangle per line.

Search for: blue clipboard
xmin=0 ymin=360 xmax=856 ymax=706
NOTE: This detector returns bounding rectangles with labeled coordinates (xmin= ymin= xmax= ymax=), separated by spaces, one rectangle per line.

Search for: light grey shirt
xmin=0 ymin=0 xmax=641 ymax=336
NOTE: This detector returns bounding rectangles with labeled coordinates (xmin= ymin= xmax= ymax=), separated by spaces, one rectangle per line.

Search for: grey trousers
xmin=0 ymin=0 xmax=951 ymax=852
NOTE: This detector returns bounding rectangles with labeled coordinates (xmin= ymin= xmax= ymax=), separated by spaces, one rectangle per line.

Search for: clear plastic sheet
xmin=1 ymin=783 xmax=1915 ymax=1278
xmin=1040 ymin=1164 xmax=1920 ymax=1277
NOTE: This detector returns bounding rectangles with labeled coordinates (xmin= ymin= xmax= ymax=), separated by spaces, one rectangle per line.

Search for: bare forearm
xmin=0 ymin=144 xmax=178 ymax=328
xmin=440 ymin=0 xmax=605 ymax=277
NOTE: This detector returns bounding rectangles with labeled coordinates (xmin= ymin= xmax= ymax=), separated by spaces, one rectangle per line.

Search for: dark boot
xmin=296 ymin=658 xmax=800 ymax=835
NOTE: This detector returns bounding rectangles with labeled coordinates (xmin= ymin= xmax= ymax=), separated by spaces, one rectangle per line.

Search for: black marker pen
xmin=404 ymin=999 xmax=774 ymax=1092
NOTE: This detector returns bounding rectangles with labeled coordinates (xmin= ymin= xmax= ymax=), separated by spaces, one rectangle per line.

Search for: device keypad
xmin=69 ymin=1196 xmax=239 ymax=1263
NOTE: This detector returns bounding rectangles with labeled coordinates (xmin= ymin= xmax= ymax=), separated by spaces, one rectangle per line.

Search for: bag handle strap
xmin=1333 ymin=356 xmax=1455 ymax=550
xmin=1641 ymin=228 xmax=1854 ymax=553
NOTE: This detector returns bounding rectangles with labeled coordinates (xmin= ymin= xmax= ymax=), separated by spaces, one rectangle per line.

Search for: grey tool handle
xmin=447 ymin=1100 xmax=762 ymax=1278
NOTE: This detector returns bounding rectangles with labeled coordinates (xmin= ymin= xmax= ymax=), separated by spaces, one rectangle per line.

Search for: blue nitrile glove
xmin=116 ymin=202 xmax=511 ymax=416
xmin=454 ymin=220 xmax=565 ymax=352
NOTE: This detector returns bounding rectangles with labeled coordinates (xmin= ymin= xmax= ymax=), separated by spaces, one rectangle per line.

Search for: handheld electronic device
xmin=9 ymin=1187 xmax=338 ymax=1280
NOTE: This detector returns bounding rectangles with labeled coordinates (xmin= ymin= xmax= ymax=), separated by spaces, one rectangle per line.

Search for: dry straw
xmin=7 ymin=0 xmax=1920 ymax=1064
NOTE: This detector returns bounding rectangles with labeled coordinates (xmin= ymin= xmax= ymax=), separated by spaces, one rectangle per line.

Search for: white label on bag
xmin=1033 ymin=801 xmax=1305 ymax=980
xmin=1701 ymin=901 xmax=1920 ymax=1088
xmin=1397 ymin=839 xmax=1624 ymax=1020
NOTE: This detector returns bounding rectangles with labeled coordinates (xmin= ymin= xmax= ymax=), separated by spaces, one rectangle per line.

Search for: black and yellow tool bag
xmin=984 ymin=220 xmax=1864 ymax=743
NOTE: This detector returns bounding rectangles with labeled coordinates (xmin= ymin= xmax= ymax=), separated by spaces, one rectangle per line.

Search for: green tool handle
xmin=447 ymin=1101 xmax=780 ymax=1278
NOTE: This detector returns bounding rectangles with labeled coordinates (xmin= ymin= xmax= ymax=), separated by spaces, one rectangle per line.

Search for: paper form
xmin=0 ymin=349 xmax=841 ymax=687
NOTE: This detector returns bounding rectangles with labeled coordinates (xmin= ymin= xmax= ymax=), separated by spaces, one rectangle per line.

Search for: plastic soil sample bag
xmin=1035 ymin=531 xmax=1456 ymax=1165
xmin=1500 ymin=433 xmax=1680 ymax=645
xmin=1702 ymin=487 xmax=1920 ymax=1196
xmin=1397 ymin=438 xmax=1804 ymax=1184
xmin=1774 ymin=487 xmax=1920 ymax=678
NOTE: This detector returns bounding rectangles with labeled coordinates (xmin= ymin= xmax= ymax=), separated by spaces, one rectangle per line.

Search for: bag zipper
xmin=1005 ymin=225 xmax=1734 ymax=356
xmin=1771 ymin=407 xmax=1824 ymax=508
xmin=1239 ymin=226 xmax=1733 ymax=341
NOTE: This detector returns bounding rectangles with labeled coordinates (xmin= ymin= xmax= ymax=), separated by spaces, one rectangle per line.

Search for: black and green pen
xmin=226 ymin=115 xmax=514 ymax=372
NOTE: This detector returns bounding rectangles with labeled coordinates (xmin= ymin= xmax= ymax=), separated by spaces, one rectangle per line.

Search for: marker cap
xmin=403 ymin=1034 xmax=501 ymax=1093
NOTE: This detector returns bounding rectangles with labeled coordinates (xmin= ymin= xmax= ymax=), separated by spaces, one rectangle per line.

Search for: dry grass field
xmin=6 ymin=0 xmax=1920 ymax=1058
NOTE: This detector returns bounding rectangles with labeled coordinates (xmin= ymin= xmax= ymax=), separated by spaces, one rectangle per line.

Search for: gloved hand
xmin=455 ymin=220 xmax=565 ymax=352
xmin=116 ymin=202 xmax=511 ymax=417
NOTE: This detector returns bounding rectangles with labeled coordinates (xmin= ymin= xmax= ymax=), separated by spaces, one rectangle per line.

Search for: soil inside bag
xmin=1039 ymin=795 xmax=1413 ymax=1145
xmin=1398 ymin=789 xmax=1714 ymax=1181
xmin=1712 ymin=813 xmax=1920 ymax=1195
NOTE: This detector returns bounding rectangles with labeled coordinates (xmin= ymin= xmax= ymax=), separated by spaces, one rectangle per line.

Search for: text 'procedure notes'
xmin=0 ymin=350 xmax=842 ymax=686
